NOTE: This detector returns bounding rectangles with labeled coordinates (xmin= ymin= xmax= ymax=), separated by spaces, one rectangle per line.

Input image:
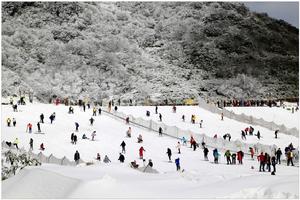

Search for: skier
xmin=118 ymin=153 xmax=125 ymax=163
xmin=158 ymin=127 xmax=163 ymax=136
xmin=175 ymin=157 xmax=180 ymax=171
xmin=91 ymin=131 xmax=96 ymax=141
xmin=7 ymin=118 xmax=11 ymax=127
xmin=224 ymin=150 xmax=231 ymax=165
xmin=274 ymin=130 xmax=279 ymax=139
xmin=176 ymin=142 xmax=181 ymax=154
xmin=257 ymin=152 xmax=265 ymax=172
xmin=159 ymin=113 xmax=162 ymax=122
xmin=231 ymin=153 xmax=236 ymax=164
xmin=75 ymin=122 xmax=79 ymax=131
xmin=40 ymin=113 xmax=44 ymax=123
xmin=93 ymin=107 xmax=97 ymax=116
xmin=13 ymin=138 xmax=19 ymax=149
xmin=166 ymin=148 xmax=172 ymax=161
xmin=71 ymin=133 xmax=75 ymax=144
xmin=96 ymin=153 xmax=101 ymax=161
xmin=89 ymin=117 xmax=94 ymax=126
xmin=237 ymin=151 xmax=244 ymax=164
xmin=12 ymin=118 xmax=16 ymax=127
xmin=73 ymin=134 xmax=78 ymax=145
xmin=213 ymin=148 xmax=219 ymax=164
xmin=203 ymin=147 xmax=209 ymax=161
xmin=74 ymin=150 xmax=80 ymax=165
xmin=29 ymin=138 xmax=33 ymax=150
xmin=120 ymin=141 xmax=126 ymax=154
xmin=139 ymin=146 xmax=145 ymax=159
xmin=249 ymin=147 xmax=254 ymax=160
xmin=40 ymin=143 xmax=45 ymax=151
xmin=37 ymin=122 xmax=41 ymax=132
xmin=182 ymin=115 xmax=185 ymax=122
xmin=275 ymin=148 xmax=282 ymax=164
xmin=182 ymin=136 xmax=187 ymax=146
xmin=271 ymin=156 xmax=276 ymax=174
xmin=241 ymin=130 xmax=246 ymax=140
xmin=155 ymin=106 xmax=158 ymax=114
xmin=126 ymin=127 xmax=132 ymax=138
xmin=27 ymin=123 xmax=32 ymax=133
xmin=287 ymin=150 xmax=294 ymax=166
xmin=137 ymin=134 xmax=143 ymax=143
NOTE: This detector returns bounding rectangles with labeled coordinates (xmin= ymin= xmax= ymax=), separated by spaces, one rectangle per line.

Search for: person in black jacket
xmin=74 ymin=150 xmax=80 ymax=165
xmin=120 ymin=141 xmax=126 ymax=154
xmin=40 ymin=113 xmax=44 ymax=123
xmin=73 ymin=134 xmax=77 ymax=145
xmin=275 ymin=148 xmax=282 ymax=164
xmin=271 ymin=156 xmax=276 ymax=174
xmin=203 ymin=147 xmax=209 ymax=161
xmin=166 ymin=148 xmax=172 ymax=161
xmin=118 ymin=153 xmax=125 ymax=163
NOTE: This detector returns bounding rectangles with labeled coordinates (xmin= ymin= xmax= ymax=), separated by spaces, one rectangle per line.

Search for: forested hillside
xmin=2 ymin=2 xmax=298 ymax=103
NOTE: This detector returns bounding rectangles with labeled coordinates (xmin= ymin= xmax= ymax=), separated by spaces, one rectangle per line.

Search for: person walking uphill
xmin=139 ymin=146 xmax=145 ymax=159
xmin=74 ymin=150 xmax=80 ymax=165
xmin=120 ymin=141 xmax=126 ymax=154
xmin=167 ymin=148 xmax=172 ymax=162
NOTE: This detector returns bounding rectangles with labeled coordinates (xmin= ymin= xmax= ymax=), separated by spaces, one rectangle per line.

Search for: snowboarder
xmin=224 ymin=150 xmax=231 ymax=165
xmin=175 ymin=157 xmax=180 ymax=171
xmin=203 ymin=147 xmax=209 ymax=161
xmin=40 ymin=143 xmax=45 ymax=151
xmin=89 ymin=117 xmax=94 ymax=126
xmin=75 ymin=122 xmax=79 ymax=131
xmin=40 ymin=113 xmax=44 ymax=123
xmin=74 ymin=150 xmax=80 ymax=165
xmin=91 ymin=131 xmax=96 ymax=141
xmin=137 ymin=134 xmax=143 ymax=143
xmin=118 ymin=153 xmax=125 ymax=163
xmin=71 ymin=133 xmax=75 ymax=144
xmin=182 ymin=115 xmax=185 ymax=122
xmin=257 ymin=152 xmax=265 ymax=172
xmin=167 ymin=148 xmax=172 ymax=161
xmin=29 ymin=138 xmax=33 ymax=150
xmin=37 ymin=122 xmax=41 ymax=132
xmin=158 ymin=127 xmax=163 ymax=136
xmin=275 ymin=148 xmax=282 ymax=164
xmin=13 ymin=138 xmax=19 ymax=149
xmin=231 ymin=153 xmax=236 ymax=164
xmin=213 ymin=148 xmax=219 ymax=164
xmin=120 ymin=141 xmax=126 ymax=154
xmin=139 ymin=146 xmax=145 ymax=159
xmin=237 ymin=151 xmax=244 ymax=164
xmin=12 ymin=118 xmax=16 ymax=127
xmin=159 ymin=113 xmax=162 ymax=122
xmin=7 ymin=118 xmax=11 ymax=127
xmin=93 ymin=107 xmax=97 ymax=116
xmin=27 ymin=123 xmax=32 ymax=133
xmin=274 ymin=130 xmax=279 ymax=139
xmin=176 ymin=142 xmax=181 ymax=154
xmin=126 ymin=127 xmax=132 ymax=138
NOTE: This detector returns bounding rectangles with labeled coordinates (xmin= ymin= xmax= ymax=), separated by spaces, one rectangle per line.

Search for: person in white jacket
xmin=176 ymin=141 xmax=181 ymax=154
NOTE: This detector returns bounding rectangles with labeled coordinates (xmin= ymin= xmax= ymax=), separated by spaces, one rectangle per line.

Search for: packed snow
xmin=1 ymin=103 xmax=299 ymax=198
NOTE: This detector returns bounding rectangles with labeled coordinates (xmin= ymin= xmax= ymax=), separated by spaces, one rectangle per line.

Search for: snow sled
xmin=34 ymin=132 xmax=45 ymax=134
xmin=130 ymin=164 xmax=159 ymax=174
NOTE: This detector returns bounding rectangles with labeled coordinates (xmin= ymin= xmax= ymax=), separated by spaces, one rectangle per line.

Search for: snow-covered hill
xmin=1 ymin=103 xmax=299 ymax=198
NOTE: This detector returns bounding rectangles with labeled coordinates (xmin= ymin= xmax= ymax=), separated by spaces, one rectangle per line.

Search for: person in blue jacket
xmin=175 ymin=157 xmax=180 ymax=171
xmin=213 ymin=148 xmax=219 ymax=164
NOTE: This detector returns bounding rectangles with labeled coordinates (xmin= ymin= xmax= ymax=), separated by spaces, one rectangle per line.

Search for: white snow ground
xmin=226 ymin=106 xmax=299 ymax=130
xmin=1 ymin=103 xmax=299 ymax=198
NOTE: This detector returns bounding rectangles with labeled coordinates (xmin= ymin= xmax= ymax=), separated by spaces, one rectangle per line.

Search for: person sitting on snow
xmin=103 ymin=155 xmax=111 ymax=163
xmin=131 ymin=160 xmax=139 ymax=168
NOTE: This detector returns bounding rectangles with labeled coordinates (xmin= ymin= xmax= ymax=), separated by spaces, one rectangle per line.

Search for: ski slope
xmin=117 ymin=106 xmax=299 ymax=149
xmin=1 ymin=103 xmax=299 ymax=198
xmin=226 ymin=106 xmax=299 ymax=130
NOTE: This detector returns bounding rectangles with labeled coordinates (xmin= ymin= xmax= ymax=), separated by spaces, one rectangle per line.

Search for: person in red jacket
xmin=244 ymin=127 xmax=249 ymax=135
xmin=139 ymin=146 xmax=145 ymax=159
xmin=257 ymin=152 xmax=265 ymax=172
xmin=237 ymin=151 xmax=244 ymax=164
xmin=249 ymin=147 xmax=255 ymax=160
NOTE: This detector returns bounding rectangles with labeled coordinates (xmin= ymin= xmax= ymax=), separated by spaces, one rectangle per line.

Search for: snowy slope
xmin=1 ymin=103 xmax=299 ymax=198
xmin=117 ymin=106 xmax=299 ymax=149
xmin=225 ymin=106 xmax=299 ymax=130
